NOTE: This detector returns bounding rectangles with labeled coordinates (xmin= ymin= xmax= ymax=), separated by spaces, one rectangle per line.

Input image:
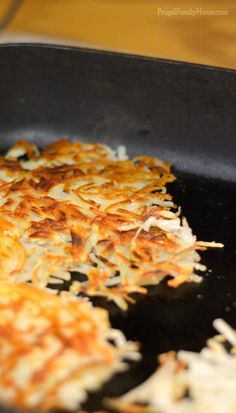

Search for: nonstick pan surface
xmin=0 ymin=44 xmax=235 ymax=412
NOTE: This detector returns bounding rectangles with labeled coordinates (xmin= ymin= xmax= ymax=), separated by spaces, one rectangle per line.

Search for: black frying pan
xmin=0 ymin=44 xmax=235 ymax=412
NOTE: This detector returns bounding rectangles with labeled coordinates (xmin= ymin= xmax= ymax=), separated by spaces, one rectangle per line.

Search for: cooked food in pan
xmin=109 ymin=319 xmax=236 ymax=413
xmin=0 ymin=139 xmax=222 ymax=309
xmin=0 ymin=281 xmax=139 ymax=412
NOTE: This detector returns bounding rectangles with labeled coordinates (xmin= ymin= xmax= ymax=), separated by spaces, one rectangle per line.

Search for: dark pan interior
xmin=0 ymin=44 xmax=235 ymax=412
xmin=0 ymin=44 xmax=236 ymax=181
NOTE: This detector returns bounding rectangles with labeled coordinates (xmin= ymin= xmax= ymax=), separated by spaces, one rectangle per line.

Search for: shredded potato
xmin=109 ymin=319 xmax=236 ymax=413
xmin=0 ymin=139 xmax=226 ymax=413
xmin=0 ymin=139 xmax=222 ymax=309
xmin=0 ymin=281 xmax=139 ymax=411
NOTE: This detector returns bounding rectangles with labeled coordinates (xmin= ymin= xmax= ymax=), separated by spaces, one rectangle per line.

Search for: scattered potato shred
xmin=110 ymin=319 xmax=236 ymax=413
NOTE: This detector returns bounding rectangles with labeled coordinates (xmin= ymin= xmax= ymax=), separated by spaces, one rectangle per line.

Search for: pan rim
xmin=0 ymin=42 xmax=236 ymax=74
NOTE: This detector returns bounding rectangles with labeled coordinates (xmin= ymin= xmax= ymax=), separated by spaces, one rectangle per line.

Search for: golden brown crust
xmin=0 ymin=282 xmax=139 ymax=411
xmin=0 ymin=139 xmax=204 ymax=308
